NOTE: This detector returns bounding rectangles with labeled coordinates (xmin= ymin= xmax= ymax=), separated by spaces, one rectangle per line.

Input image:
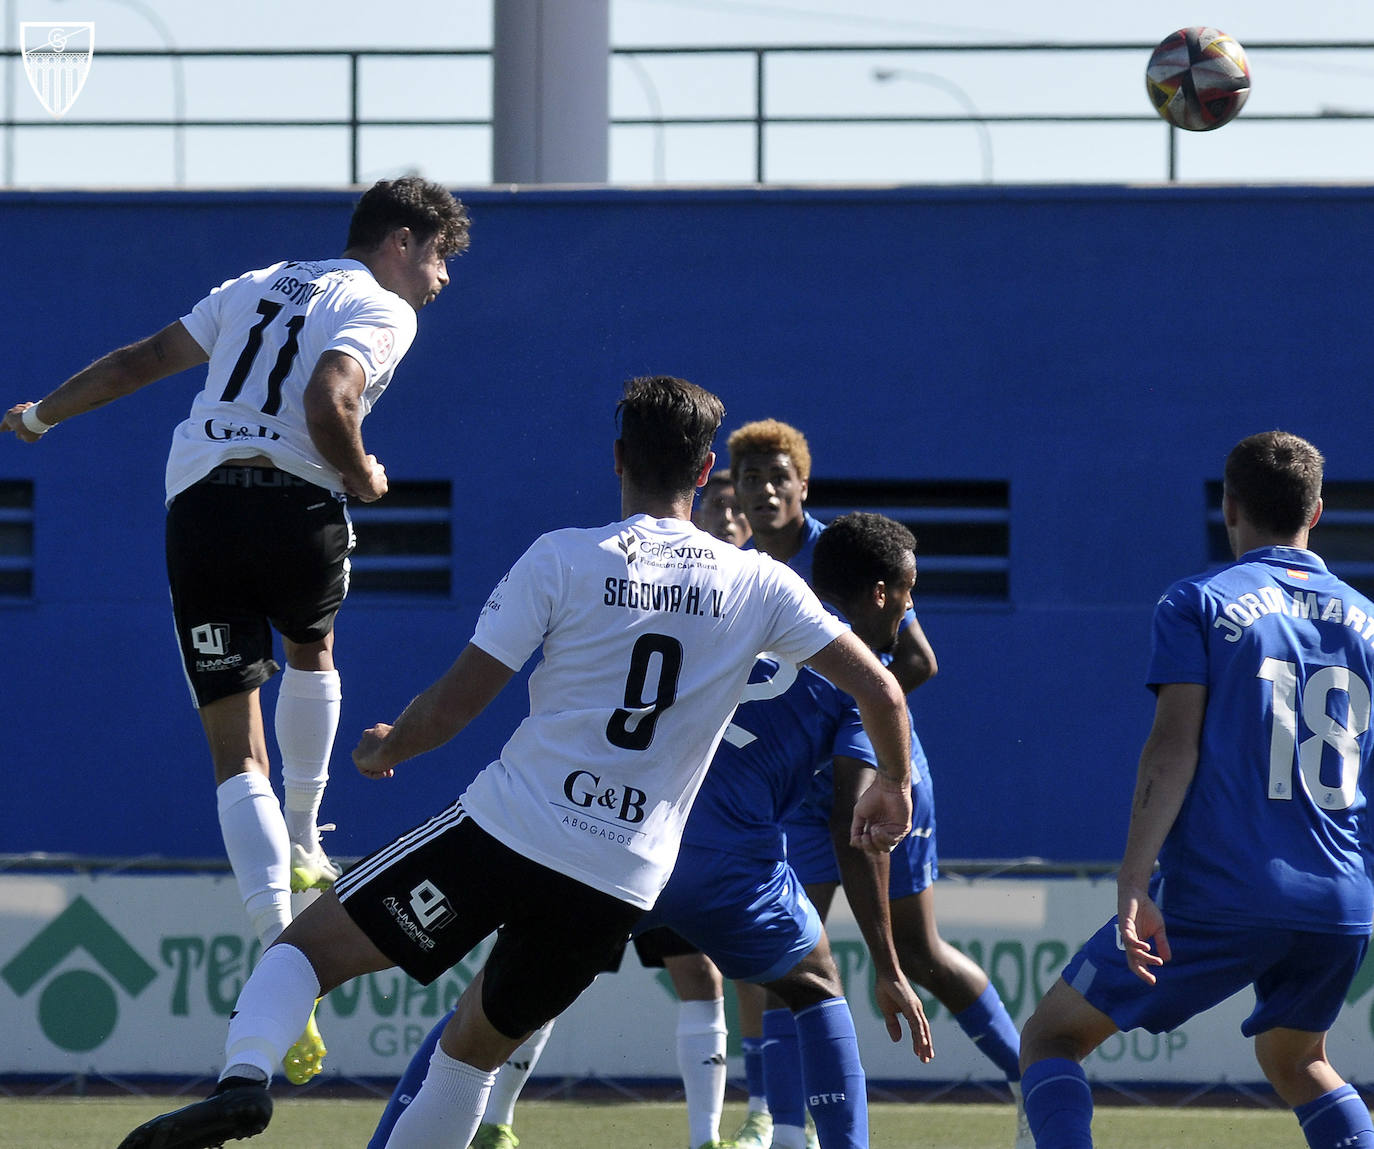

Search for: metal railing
xmin=3 ymin=41 xmax=1373 ymax=185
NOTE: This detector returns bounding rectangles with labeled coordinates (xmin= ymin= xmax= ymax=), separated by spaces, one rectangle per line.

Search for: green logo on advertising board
xmin=2 ymin=896 xmax=157 ymax=1051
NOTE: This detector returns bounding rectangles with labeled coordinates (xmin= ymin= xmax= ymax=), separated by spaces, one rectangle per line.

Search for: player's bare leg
xmin=1018 ymin=979 xmax=1118 ymax=1149
xmin=1256 ymin=1028 xmax=1374 ymax=1148
xmin=117 ymin=893 xmax=393 ymax=1149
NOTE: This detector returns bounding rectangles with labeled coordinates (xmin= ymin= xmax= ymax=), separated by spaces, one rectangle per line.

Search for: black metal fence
xmin=2 ymin=41 xmax=1372 ymax=185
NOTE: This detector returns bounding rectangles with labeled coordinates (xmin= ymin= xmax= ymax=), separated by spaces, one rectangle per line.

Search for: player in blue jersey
xmin=728 ymin=418 xmax=937 ymax=692
xmin=1019 ymin=431 xmax=1374 ymax=1149
xmin=729 ymin=415 xmax=1027 ymax=1148
xmin=727 ymin=420 xmax=949 ymax=1148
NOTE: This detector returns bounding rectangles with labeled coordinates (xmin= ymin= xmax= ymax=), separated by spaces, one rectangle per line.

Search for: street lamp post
xmin=57 ymin=0 xmax=184 ymax=185
xmin=872 ymin=65 xmax=993 ymax=183
xmin=620 ymin=54 xmax=666 ymax=183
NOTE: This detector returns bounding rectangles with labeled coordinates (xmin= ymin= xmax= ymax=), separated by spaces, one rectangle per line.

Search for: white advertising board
xmin=3 ymin=871 xmax=1372 ymax=1088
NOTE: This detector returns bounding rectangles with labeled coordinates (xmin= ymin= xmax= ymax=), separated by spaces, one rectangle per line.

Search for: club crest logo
xmin=21 ymin=22 xmax=95 ymax=119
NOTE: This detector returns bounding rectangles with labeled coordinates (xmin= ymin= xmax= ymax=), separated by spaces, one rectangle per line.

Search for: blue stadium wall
xmin=1 ymin=183 xmax=1369 ymax=865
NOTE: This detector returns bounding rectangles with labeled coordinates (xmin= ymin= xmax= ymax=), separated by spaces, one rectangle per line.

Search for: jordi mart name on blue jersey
xmin=1213 ymin=583 xmax=1374 ymax=646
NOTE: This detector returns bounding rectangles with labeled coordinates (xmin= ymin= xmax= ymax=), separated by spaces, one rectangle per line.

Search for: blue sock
xmin=368 ymin=1009 xmax=451 ymax=1149
xmin=953 ymin=982 xmax=1023 ymax=1082
xmin=794 ymin=997 xmax=868 ymax=1149
xmin=741 ymin=1035 xmax=769 ymax=1107
xmin=1295 ymin=1084 xmax=1374 ymax=1148
xmin=761 ymin=1007 xmax=806 ymax=1130
xmin=1021 ymin=1057 xmax=1094 ymax=1148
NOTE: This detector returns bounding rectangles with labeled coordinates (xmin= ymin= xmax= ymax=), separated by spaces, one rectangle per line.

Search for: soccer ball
xmin=1145 ymin=27 xmax=1251 ymax=131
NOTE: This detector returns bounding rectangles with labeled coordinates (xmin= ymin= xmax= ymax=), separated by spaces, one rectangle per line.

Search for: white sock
xmin=221 ymin=943 xmax=321 ymax=1084
xmin=772 ymin=1125 xmax=807 ymax=1149
xmin=276 ymin=667 xmax=341 ymax=853
xmin=485 ymin=1019 xmax=555 ymax=1126
xmin=216 ymin=772 xmax=292 ymax=945
xmin=385 ymin=1046 xmax=495 ymax=1149
xmin=677 ymin=997 xmax=727 ymax=1149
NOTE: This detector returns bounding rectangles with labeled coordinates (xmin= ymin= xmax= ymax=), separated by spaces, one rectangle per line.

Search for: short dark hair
xmin=1224 ymin=431 xmax=1323 ymax=536
xmin=811 ymin=512 xmax=916 ymax=602
xmin=616 ymin=376 xmax=725 ymax=496
xmin=346 ymin=177 xmax=471 ymax=257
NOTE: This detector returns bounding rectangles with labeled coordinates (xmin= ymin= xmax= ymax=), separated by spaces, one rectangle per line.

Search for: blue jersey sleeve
xmin=1146 ymin=580 xmax=1209 ymax=688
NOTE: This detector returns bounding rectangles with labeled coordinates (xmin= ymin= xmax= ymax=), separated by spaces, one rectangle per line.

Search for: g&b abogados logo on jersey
xmin=561 ymin=770 xmax=648 ymax=841
xmin=21 ymin=22 xmax=94 ymax=119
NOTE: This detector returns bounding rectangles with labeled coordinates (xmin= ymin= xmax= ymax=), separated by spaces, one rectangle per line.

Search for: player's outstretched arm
xmin=354 ymin=643 xmax=516 ymax=779
xmin=829 ymin=756 xmax=932 ymax=1060
xmin=2 ymin=321 xmax=207 ymax=442
xmin=804 ymin=631 xmax=912 ymax=853
xmin=873 ymin=969 xmax=934 ymax=1062
xmin=1116 ymin=681 xmax=1206 ymax=984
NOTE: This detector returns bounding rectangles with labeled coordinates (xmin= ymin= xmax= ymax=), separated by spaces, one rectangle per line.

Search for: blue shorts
xmin=637 ymin=845 xmax=821 ymax=983
xmin=785 ymin=774 xmax=938 ymax=900
xmin=1062 ymin=913 xmax=1370 ymax=1037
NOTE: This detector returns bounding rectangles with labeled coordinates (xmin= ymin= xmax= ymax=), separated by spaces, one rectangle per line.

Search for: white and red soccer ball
xmin=1145 ymin=27 xmax=1251 ymax=131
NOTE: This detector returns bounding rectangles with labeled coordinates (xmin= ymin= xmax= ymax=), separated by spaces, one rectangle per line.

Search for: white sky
xmin=5 ymin=0 xmax=1374 ymax=187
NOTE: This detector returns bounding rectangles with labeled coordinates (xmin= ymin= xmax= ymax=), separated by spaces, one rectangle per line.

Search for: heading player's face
xmin=734 ymin=451 xmax=807 ymax=534
xmin=694 ymin=480 xmax=751 ymax=546
xmin=395 ymin=231 xmax=450 ymax=310
xmin=850 ymin=552 xmax=916 ymax=654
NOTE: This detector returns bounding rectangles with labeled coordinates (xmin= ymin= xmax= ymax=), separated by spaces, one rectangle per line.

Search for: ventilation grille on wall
xmin=805 ymin=479 xmax=1010 ymax=601
xmin=348 ymin=480 xmax=452 ymax=596
xmin=0 ymin=481 xmax=34 ymax=599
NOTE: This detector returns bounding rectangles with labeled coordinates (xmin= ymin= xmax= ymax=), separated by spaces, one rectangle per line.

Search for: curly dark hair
xmin=1224 ymin=430 xmax=1323 ymax=536
xmin=346 ymin=176 xmax=471 ymax=257
xmin=726 ymin=419 xmax=812 ymax=482
xmin=616 ymin=376 xmax=725 ymax=496
xmin=811 ymin=512 xmax=917 ymax=602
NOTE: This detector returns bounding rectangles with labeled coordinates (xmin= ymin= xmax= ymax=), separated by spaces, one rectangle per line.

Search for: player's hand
xmin=850 ymin=776 xmax=911 ymax=855
xmin=874 ymin=972 xmax=934 ymax=1062
xmin=1118 ymin=883 xmax=1170 ymax=985
xmin=2 ymin=403 xmax=45 ymax=443
xmin=353 ymin=723 xmax=397 ymax=779
xmin=347 ymin=455 xmax=388 ymax=502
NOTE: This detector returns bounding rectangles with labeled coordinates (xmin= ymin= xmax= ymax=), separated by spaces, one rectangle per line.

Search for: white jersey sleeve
xmin=165 ymin=258 xmax=416 ymax=501
xmin=459 ymin=515 xmax=846 ymax=909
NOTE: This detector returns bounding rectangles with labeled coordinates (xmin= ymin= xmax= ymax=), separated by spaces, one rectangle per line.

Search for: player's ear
xmin=613 ymin=438 xmax=625 ymax=477
xmin=1309 ymin=497 xmax=1323 ymax=530
xmin=1221 ymin=489 xmax=1240 ymax=528
xmin=695 ymin=450 xmax=716 ymax=489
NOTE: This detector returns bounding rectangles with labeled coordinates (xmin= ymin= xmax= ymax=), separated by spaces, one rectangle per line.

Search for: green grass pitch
xmin=0 ymin=1096 xmax=1304 ymax=1149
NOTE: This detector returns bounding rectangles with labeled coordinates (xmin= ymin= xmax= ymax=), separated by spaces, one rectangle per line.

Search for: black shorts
xmin=334 ymin=799 xmax=644 ymax=1039
xmin=165 ymin=465 xmax=353 ymax=708
xmin=631 ymin=925 xmax=701 ymax=968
